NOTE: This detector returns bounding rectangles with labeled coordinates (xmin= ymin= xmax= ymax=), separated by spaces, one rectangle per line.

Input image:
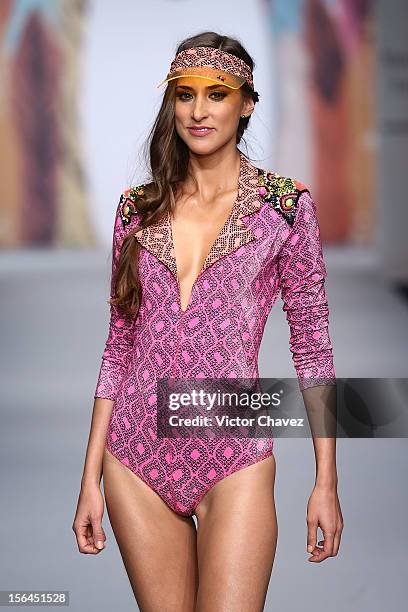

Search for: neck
xmin=183 ymin=145 xmax=242 ymax=202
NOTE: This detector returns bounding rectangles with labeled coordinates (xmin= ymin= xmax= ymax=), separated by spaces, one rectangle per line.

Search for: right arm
xmin=72 ymin=193 xmax=136 ymax=554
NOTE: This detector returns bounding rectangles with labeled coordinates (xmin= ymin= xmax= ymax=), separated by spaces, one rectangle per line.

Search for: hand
xmin=306 ymin=484 xmax=344 ymax=562
xmin=72 ymin=482 xmax=107 ymax=554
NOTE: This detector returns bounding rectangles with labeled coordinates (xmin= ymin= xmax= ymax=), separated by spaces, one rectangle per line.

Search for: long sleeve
xmin=94 ymin=195 xmax=137 ymax=400
xmin=277 ymin=189 xmax=336 ymax=391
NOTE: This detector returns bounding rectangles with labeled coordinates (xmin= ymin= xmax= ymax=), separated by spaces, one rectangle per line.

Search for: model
xmin=72 ymin=31 xmax=343 ymax=612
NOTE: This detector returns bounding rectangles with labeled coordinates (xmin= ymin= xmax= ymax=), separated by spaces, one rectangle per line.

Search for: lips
xmin=187 ymin=127 xmax=214 ymax=137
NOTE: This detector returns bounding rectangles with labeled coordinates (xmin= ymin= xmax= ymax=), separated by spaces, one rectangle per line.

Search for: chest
xmin=135 ymin=205 xmax=287 ymax=320
xmin=125 ymin=159 xmax=302 ymax=315
xmin=170 ymin=191 xmax=238 ymax=307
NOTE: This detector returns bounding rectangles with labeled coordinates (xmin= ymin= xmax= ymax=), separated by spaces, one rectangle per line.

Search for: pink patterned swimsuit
xmin=94 ymin=151 xmax=336 ymax=516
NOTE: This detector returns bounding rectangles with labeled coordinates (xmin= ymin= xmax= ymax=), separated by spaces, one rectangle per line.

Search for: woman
xmin=72 ymin=31 xmax=343 ymax=612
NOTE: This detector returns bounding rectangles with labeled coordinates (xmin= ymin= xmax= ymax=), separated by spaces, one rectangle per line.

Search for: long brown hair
xmin=111 ymin=31 xmax=260 ymax=317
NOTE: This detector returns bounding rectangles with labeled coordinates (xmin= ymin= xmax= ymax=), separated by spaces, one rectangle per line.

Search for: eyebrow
xmin=175 ymin=84 xmax=228 ymax=91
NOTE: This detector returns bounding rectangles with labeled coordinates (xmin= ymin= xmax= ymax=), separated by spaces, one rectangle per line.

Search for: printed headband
xmin=157 ymin=46 xmax=254 ymax=91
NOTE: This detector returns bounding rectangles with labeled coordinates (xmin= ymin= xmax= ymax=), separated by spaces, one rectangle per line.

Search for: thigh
xmin=194 ymin=454 xmax=278 ymax=612
xmin=102 ymin=447 xmax=198 ymax=612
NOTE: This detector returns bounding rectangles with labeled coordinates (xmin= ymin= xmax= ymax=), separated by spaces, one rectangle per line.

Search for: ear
xmin=241 ymin=97 xmax=255 ymax=118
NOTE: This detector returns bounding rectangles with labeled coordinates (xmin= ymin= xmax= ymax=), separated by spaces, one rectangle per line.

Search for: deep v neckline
xmin=169 ymin=153 xmax=244 ymax=313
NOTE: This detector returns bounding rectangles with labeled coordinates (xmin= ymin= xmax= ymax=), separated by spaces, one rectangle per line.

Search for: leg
xmin=194 ymin=454 xmax=278 ymax=612
xmin=102 ymin=447 xmax=199 ymax=612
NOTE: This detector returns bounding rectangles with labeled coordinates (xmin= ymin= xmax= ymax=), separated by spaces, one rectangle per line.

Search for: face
xmin=174 ymin=76 xmax=254 ymax=154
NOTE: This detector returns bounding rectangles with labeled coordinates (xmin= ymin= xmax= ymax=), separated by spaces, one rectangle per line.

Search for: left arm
xmin=277 ymin=189 xmax=343 ymax=562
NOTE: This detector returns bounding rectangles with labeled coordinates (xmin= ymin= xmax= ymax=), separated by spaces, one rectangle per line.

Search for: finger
xmin=75 ymin=523 xmax=99 ymax=554
xmin=323 ymin=530 xmax=335 ymax=557
xmin=308 ymin=542 xmax=323 ymax=562
xmin=75 ymin=529 xmax=90 ymax=552
xmin=313 ymin=530 xmax=335 ymax=562
xmin=86 ymin=524 xmax=97 ymax=550
xmin=306 ymin=519 xmax=318 ymax=553
xmin=90 ymin=518 xmax=106 ymax=550
xmin=332 ymin=526 xmax=343 ymax=556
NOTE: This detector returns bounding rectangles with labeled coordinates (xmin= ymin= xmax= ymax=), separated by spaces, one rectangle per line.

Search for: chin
xmin=185 ymin=141 xmax=219 ymax=156
xmin=185 ymin=136 xmax=231 ymax=155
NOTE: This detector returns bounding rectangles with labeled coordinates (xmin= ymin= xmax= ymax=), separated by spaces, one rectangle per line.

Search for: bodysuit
xmin=94 ymin=151 xmax=336 ymax=516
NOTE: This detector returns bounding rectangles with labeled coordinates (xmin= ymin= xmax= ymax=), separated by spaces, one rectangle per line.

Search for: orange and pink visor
xmin=157 ymin=46 xmax=254 ymax=91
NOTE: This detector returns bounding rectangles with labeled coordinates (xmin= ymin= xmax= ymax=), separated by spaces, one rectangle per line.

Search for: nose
xmin=191 ymin=93 xmax=209 ymax=121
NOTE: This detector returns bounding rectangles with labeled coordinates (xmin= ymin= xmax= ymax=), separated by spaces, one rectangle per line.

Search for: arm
xmin=277 ymin=189 xmax=343 ymax=561
xmin=277 ymin=188 xmax=337 ymax=440
xmin=277 ymin=189 xmax=336 ymax=391
xmin=94 ymin=195 xmax=137 ymax=400
xmin=85 ymin=192 xmax=137 ymax=481
xmin=72 ymin=193 xmax=136 ymax=554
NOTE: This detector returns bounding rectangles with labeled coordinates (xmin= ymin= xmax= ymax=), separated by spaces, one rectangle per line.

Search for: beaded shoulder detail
xmin=119 ymin=184 xmax=146 ymax=228
xmin=257 ymin=168 xmax=309 ymax=227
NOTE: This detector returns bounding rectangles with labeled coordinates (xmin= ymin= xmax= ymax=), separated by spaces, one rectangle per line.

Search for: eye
xmin=175 ymin=92 xmax=192 ymax=101
xmin=175 ymin=91 xmax=228 ymax=101
xmin=210 ymin=91 xmax=227 ymax=100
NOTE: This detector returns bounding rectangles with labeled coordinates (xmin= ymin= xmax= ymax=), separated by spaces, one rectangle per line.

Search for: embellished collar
xmin=119 ymin=151 xmax=308 ymax=280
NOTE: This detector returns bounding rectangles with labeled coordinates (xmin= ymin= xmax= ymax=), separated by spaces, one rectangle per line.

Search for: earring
xmin=241 ymin=113 xmax=251 ymax=118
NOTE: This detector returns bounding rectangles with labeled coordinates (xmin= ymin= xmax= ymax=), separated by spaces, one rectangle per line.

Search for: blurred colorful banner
xmin=0 ymin=0 xmax=94 ymax=248
xmin=263 ymin=0 xmax=376 ymax=244
xmin=1 ymin=0 xmax=378 ymax=248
